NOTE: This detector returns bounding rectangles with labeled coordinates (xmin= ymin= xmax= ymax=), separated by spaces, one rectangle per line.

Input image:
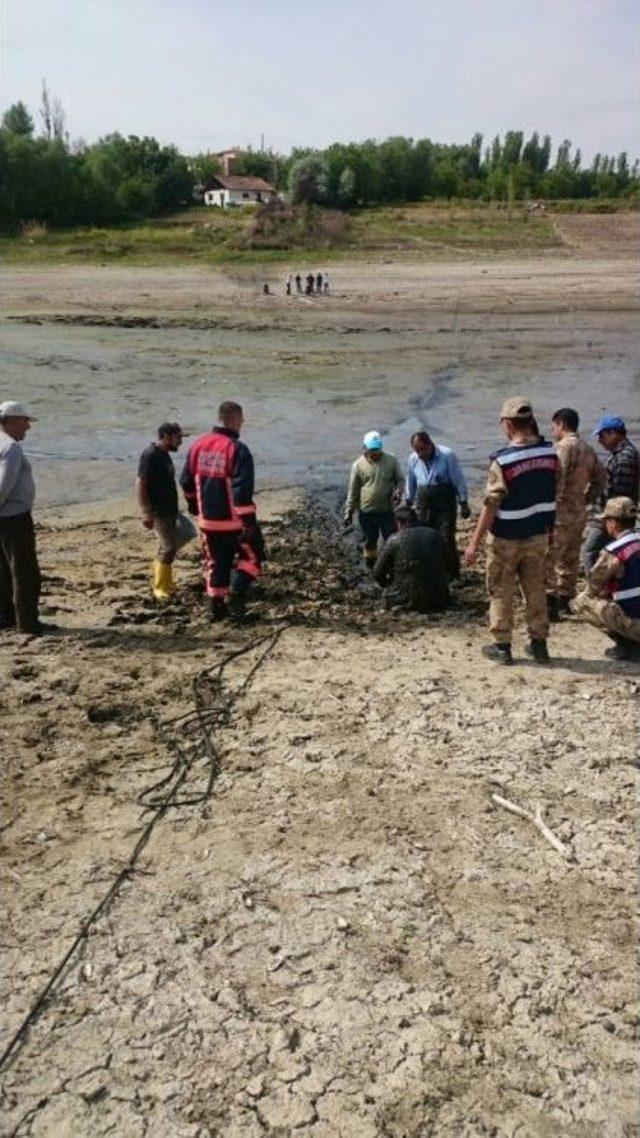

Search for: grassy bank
xmin=0 ymin=201 xmax=570 ymax=267
xmin=1 ymin=199 xmax=634 ymax=267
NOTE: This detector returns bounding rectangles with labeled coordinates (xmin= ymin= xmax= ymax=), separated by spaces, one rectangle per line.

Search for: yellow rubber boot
xmin=153 ymin=561 xmax=173 ymax=601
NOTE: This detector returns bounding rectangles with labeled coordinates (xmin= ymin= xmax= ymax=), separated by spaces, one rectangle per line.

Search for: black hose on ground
xmin=0 ymin=628 xmax=284 ymax=1074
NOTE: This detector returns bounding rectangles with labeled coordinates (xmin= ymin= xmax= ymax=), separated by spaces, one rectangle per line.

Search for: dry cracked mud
xmin=1 ymin=499 xmax=638 ymax=1137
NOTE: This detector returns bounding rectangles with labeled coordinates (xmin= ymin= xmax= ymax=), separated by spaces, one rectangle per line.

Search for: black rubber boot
xmin=209 ymin=598 xmax=227 ymax=622
xmin=228 ymin=591 xmax=256 ymax=624
xmin=547 ymin=594 xmax=560 ymax=622
xmin=526 ymin=638 xmax=551 ymax=665
xmin=604 ymin=635 xmax=637 ymax=661
xmin=481 ymin=642 xmax=513 ymax=666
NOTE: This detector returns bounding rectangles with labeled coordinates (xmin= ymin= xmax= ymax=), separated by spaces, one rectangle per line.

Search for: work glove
xmin=460 ymin=501 xmax=471 ymax=520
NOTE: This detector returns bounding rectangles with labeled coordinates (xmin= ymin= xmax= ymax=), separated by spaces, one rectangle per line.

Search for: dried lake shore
xmin=1 ymin=219 xmax=639 ymax=1136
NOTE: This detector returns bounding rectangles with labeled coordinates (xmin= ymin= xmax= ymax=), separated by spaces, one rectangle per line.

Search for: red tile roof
xmin=206 ymin=175 xmax=276 ymax=193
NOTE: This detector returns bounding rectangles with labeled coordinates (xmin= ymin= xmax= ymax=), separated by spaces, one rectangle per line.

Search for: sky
xmin=2 ymin=0 xmax=638 ymax=161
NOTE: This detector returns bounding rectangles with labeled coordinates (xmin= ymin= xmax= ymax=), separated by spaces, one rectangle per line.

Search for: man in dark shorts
xmin=136 ymin=422 xmax=184 ymax=600
xmin=373 ymin=506 xmax=450 ymax=612
xmin=344 ymin=431 xmax=403 ymax=569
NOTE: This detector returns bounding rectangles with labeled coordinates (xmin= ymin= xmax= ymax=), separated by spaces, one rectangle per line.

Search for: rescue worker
xmin=373 ymin=505 xmax=450 ymax=613
xmin=464 ymin=397 xmax=558 ymax=666
xmin=583 ymin=414 xmax=639 ymax=572
xmin=546 ymin=408 xmax=605 ymax=619
xmin=405 ymin=430 xmax=470 ymax=579
xmin=136 ymin=422 xmax=184 ymax=601
xmin=344 ymin=431 xmax=403 ymax=570
xmin=573 ymin=497 xmax=640 ymax=660
xmin=180 ymin=401 xmax=258 ymax=622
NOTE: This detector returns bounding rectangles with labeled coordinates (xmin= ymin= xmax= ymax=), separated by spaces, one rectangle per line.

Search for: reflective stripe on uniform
xmin=606 ymin=532 xmax=640 ymax=553
xmin=496 ymin=501 xmax=556 ymax=521
xmin=197 ymin=518 xmax=242 ymax=532
xmin=612 ymin=585 xmax=640 ymax=601
xmin=495 ymin=446 xmax=556 ymax=467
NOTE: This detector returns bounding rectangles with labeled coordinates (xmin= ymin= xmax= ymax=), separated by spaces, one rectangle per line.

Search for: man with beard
xmin=137 ymin=422 xmax=185 ymax=601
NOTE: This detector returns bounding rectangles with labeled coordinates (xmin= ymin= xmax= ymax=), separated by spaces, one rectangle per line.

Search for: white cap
xmin=363 ymin=430 xmax=384 ymax=451
xmin=0 ymin=401 xmax=37 ymax=420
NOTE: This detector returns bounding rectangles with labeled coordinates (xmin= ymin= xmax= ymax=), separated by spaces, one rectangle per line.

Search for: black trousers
xmin=415 ymin=483 xmax=460 ymax=579
xmin=358 ymin=509 xmax=397 ymax=556
xmin=0 ymin=512 xmax=41 ymax=632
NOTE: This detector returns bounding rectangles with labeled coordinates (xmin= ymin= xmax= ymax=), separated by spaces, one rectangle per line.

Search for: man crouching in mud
xmin=372 ymin=505 xmax=450 ymax=612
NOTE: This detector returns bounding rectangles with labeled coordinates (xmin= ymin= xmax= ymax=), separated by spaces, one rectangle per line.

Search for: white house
xmin=203 ymin=175 xmax=277 ymax=208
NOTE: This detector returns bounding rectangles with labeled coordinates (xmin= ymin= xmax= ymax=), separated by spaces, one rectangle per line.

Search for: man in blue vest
xmin=573 ymin=497 xmax=640 ymax=660
xmin=464 ymin=397 xmax=558 ymax=665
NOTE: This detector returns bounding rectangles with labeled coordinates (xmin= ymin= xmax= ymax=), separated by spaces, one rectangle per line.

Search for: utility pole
xmin=260 ymin=132 xmax=265 ymax=152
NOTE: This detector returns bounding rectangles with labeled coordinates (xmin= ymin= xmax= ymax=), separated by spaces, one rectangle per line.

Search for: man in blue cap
xmin=344 ymin=431 xmax=403 ymax=569
xmin=583 ymin=415 xmax=639 ymax=572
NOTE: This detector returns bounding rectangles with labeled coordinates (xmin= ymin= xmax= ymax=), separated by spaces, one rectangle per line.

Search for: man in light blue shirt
xmin=405 ymin=430 xmax=470 ymax=578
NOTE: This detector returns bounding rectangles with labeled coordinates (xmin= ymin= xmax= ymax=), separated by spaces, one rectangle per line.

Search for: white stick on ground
xmin=491 ymin=793 xmax=572 ymax=860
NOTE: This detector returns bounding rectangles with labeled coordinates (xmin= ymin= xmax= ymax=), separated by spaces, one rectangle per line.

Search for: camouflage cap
xmin=500 ymin=396 xmax=533 ymax=420
xmin=600 ymin=496 xmax=637 ymax=520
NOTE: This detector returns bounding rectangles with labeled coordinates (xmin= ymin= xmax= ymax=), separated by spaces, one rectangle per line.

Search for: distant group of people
xmin=1 ymin=395 xmax=638 ymax=664
xmin=287 ymin=272 xmax=330 ymax=296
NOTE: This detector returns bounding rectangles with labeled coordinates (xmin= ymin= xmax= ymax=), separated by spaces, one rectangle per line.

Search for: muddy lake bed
xmin=3 ymin=305 xmax=638 ymax=510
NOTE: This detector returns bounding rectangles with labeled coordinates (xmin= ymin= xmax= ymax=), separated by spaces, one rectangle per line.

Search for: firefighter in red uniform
xmin=180 ymin=401 xmax=262 ymax=622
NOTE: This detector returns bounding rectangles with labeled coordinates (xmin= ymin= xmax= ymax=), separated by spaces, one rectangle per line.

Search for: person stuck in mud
xmin=344 ymin=431 xmax=403 ymax=570
xmin=573 ymin=497 xmax=640 ymax=661
xmin=405 ymin=430 xmax=470 ymax=579
xmin=137 ymin=422 xmax=186 ymax=601
xmin=181 ymin=401 xmax=260 ymax=623
xmin=373 ymin=505 xmax=450 ymax=612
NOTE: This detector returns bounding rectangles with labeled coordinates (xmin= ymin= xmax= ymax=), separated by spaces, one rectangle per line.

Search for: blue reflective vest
xmin=489 ymin=441 xmax=558 ymax=540
xmin=605 ymin=531 xmax=640 ymax=619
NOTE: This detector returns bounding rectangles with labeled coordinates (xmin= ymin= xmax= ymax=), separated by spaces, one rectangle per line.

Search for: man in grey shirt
xmin=0 ymin=401 xmax=46 ymax=634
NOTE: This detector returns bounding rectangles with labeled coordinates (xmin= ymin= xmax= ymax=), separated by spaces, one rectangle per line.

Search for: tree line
xmin=0 ymin=90 xmax=637 ymax=232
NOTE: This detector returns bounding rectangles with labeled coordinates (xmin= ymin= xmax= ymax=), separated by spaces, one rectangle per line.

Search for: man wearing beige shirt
xmin=0 ymin=401 xmax=45 ymax=634
xmin=547 ymin=407 xmax=605 ymax=619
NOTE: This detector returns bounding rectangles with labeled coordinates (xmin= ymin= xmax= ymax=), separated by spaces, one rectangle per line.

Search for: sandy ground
xmin=0 ymin=495 xmax=638 ymax=1138
xmin=1 ymin=214 xmax=637 ymax=326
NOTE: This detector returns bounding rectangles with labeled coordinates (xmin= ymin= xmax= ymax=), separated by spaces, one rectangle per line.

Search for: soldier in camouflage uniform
xmin=573 ymin=497 xmax=640 ymax=661
xmin=546 ymin=407 xmax=605 ymax=619
xmin=464 ymin=397 xmax=558 ymax=666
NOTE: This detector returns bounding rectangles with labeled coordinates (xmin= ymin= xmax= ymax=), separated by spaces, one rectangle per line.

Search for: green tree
xmin=502 ymin=130 xmax=524 ymax=167
xmin=288 ymin=154 xmax=328 ymax=205
xmin=2 ymin=101 xmax=34 ymax=136
xmin=337 ymin=165 xmax=356 ymax=207
xmin=233 ymin=149 xmax=278 ymax=183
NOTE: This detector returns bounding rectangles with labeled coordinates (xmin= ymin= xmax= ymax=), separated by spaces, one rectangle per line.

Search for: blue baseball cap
xmin=592 ymin=414 xmax=625 ymax=436
xmin=363 ymin=430 xmax=384 ymax=451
